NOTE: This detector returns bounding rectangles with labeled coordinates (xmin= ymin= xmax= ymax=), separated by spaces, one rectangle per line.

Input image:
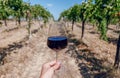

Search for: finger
xmin=49 ymin=60 xmax=57 ymax=66
xmin=53 ymin=62 xmax=61 ymax=70
xmin=43 ymin=60 xmax=56 ymax=68
xmin=47 ymin=60 xmax=56 ymax=66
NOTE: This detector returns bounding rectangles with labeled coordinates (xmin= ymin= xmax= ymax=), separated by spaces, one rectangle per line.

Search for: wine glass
xmin=47 ymin=22 xmax=68 ymax=61
xmin=47 ymin=22 xmax=68 ymax=77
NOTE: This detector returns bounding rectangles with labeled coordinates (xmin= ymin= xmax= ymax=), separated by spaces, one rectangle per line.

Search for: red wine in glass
xmin=47 ymin=36 xmax=68 ymax=60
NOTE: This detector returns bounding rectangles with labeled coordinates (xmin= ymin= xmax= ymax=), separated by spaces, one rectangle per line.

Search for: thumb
xmin=53 ymin=62 xmax=61 ymax=70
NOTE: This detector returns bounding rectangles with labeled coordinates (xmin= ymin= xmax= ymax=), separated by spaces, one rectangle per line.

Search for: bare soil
xmin=0 ymin=21 xmax=119 ymax=78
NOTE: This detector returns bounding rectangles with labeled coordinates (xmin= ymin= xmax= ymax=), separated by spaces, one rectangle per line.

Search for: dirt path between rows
xmin=0 ymin=22 xmax=81 ymax=78
xmin=0 ymin=21 xmax=119 ymax=78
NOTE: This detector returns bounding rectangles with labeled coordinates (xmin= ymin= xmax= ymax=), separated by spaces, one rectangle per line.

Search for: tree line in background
xmin=59 ymin=0 xmax=120 ymax=41
xmin=0 ymin=0 xmax=53 ymax=26
xmin=0 ymin=0 xmax=53 ymax=38
xmin=59 ymin=0 xmax=120 ymax=69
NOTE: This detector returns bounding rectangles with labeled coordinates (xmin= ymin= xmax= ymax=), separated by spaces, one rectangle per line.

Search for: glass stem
xmin=56 ymin=51 xmax=58 ymax=62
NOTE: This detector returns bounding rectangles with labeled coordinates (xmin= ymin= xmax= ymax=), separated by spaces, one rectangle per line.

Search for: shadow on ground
xmin=66 ymin=41 xmax=111 ymax=78
xmin=108 ymin=37 xmax=118 ymax=45
xmin=65 ymin=32 xmax=111 ymax=78
xmin=58 ymin=23 xmax=118 ymax=78
xmin=89 ymin=31 xmax=99 ymax=35
xmin=0 ymin=37 xmax=29 ymax=65
xmin=0 ymin=26 xmax=41 ymax=65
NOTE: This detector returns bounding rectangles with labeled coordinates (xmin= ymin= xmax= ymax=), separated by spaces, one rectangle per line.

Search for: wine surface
xmin=47 ymin=36 xmax=68 ymax=50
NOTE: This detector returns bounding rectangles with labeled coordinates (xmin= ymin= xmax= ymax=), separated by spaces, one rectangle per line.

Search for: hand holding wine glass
xmin=40 ymin=61 xmax=61 ymax=78
xmin=47 ymin=22 xmax=68 ymax=77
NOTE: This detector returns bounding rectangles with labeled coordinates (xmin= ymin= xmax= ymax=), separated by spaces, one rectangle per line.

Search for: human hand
xmin=40 ymin=61 xmax=61 ymax=78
